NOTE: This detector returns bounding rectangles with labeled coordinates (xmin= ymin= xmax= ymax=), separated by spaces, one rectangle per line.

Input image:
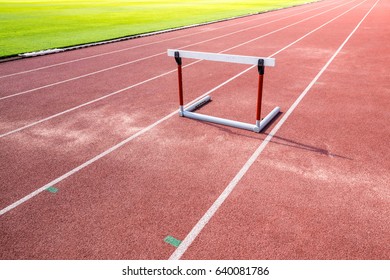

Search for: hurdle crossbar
xmin=167 ymin=49 xmax=280 ymax=133
xmin=167 ymin=49 xmax=275 ymax=66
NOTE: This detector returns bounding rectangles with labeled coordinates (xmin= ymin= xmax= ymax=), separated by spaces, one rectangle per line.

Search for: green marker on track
xmin=164 ymin=235 xmax=182 ymax=247
xmin=46 ymin=186 xmax=58 ymax=193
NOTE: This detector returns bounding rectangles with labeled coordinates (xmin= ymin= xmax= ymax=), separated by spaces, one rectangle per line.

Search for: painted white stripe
xmin=0 ymin=0 xmax=331 ymax=79
xmin=0 ymin=69 xmax=176 ymax=138
xmin=0 ymin=111 xmax=176 ymax=216
xmin=0 ymin=53 xmax=163 ymax=101
xmin=0 ymin=0 xmax=357 ymax=138
xmin=0 ymin=65 xmax=258 ymax=216
xmin=169 ymin=0 xmax=379 ymax=260
xmin=0 ymin=0 xmax=349 ymax=101
xmin=0 ymin=0 xmax=365 ymax=215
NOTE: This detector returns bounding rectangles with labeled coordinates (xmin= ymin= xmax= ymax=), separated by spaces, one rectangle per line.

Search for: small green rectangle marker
xmin=164 ymin=235 xmax=181 ymax=247
xmin=46 ymin=186 xmax=58 ymax=193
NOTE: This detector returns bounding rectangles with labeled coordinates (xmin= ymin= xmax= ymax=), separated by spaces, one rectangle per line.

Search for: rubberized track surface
xmin=1 ymin=0 xmax=389 ymax=259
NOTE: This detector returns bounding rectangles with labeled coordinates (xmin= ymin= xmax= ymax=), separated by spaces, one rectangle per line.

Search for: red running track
xmin=0 ymin=0 xmax=389 ymax=259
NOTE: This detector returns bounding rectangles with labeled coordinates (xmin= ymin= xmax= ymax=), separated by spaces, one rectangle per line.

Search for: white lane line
xmin=184 ymin=0 xmax=367 ymax=108
xmin=0 ymin=0 xmax=332 ymax=79
xmin=0 ymin=0 xmax=367 ymax=216
xmin=169 ymin=0 xmax=379 ymax=260
xmin=0 ymin=0 xmax=343 ymax=101
xmin=0 ymin=0 xmax=356 ymax=138
xmin=219 ymin=0 xmax=357 ymax=54
xmin=0 ymin=67 xmax=255 ymax=216
xmin=0 ymin=111 xmax=176 ymax=216
xmin=0 ymin=69 xmax=176 ymax=138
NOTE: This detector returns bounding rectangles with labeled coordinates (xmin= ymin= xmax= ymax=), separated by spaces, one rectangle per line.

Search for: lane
xmin=0 ymin=0 xmax=381 ymax=260
xmin=173 ymin=0 xmax=390 ymax=259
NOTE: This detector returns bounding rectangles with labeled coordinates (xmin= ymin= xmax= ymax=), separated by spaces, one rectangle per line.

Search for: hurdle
xmin=167 ymin=49 xmax=280 ymax=133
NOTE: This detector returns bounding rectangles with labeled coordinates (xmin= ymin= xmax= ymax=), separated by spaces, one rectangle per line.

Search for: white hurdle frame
xmin=167 ymin=49 xmax=280 ymax=133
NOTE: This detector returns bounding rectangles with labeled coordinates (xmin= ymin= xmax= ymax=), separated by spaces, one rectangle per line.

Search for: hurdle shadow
xmin=186 ymin=111 xmax=352 ymax=160
xmin=267 ymin=135 xmax=353 ymax=160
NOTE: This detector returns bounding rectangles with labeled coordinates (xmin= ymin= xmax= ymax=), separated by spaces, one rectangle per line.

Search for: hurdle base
xmin=181 ymin=96 xmax=280 ymax=133
xmin=256 ymin=106 xmax=280 ymax=132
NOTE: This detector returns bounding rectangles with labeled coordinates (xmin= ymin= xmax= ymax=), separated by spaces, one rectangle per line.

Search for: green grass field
xmin=0 ymin=0 xmax=313 ymax=57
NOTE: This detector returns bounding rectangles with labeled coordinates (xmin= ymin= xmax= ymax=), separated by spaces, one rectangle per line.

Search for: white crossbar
xmin=167 ymin=49 xmax=275 ymax=67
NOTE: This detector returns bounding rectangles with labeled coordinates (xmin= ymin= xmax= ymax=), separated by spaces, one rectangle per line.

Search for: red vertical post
xmin=174 ymin=51 xmax=184 ymax=108
xmin=177 ymin=64 xmax=184 ymax=106
xmin=256 ymin=59 xmax=265 ymax=124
